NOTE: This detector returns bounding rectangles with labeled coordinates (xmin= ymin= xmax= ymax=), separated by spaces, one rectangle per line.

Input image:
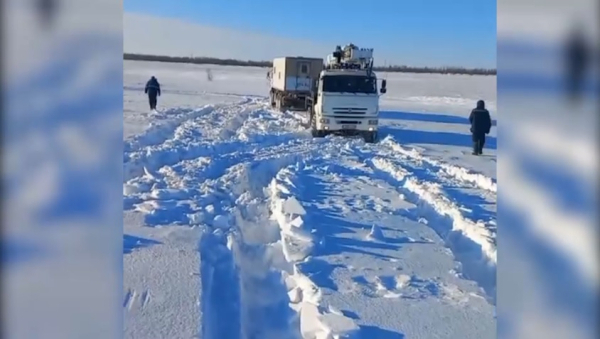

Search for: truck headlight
xmin=320 ymin=118 xmax=330 ymax=124
xmin=368 ymin=119 xmax=378 ymax=125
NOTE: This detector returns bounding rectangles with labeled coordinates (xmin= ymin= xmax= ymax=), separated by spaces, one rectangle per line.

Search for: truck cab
xmin=306 ymin=44 xmax=387 ymax=143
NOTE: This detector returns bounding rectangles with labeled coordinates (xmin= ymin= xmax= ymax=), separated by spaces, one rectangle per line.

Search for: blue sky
xmin=124 ymin=0 xmax=496 ymax=68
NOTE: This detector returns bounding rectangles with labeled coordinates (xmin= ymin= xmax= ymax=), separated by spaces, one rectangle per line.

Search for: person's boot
xmin=472 ymin=140 xmax=479 ymax=155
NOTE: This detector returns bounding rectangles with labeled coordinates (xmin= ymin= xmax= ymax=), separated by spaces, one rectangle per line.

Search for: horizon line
xmin=124 ymin=53 xmax=497 ymax=76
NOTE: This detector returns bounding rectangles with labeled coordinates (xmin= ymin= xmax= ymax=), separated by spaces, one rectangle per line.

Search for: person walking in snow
xmin=469 ymin=100 xmax=492 ymax=155
xmin=145 ymin=76 xmax=161 ymax=111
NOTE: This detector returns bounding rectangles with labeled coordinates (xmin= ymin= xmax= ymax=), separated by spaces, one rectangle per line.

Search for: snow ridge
xmin=268 ymin=166 xmax=361 ymax=339
xmin=197 ymin=157 xmax=306 ymax=339
xmin=123 ymin=98 xmax=309 ymax=182
xmin=381 ymin=136 xmax=497 ymax=193
xmin=124 ymin=104 xmax=215 ymax=151
xmin=124 ymin=95 xmax=497 ymax=337
xmin=368 ymin=156 xmax=497 ymax=303
xmin=124 ymin=99 xmax=318 ymax=339
xmin=192 ymin=127 xmax=315 ymax=338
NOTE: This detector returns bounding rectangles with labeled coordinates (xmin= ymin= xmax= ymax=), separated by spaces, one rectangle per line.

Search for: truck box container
xmin=271 ymin=57 xmax=323 ymax=93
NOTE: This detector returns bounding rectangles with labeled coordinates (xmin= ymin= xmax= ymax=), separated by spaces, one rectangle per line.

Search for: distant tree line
xmin=124 ymin=53 xmax=496 ymax=76
xmin=374 ymin=65 xmax=496 ymax=76
xmin=125 ymin=53 xmax=270 ymax=68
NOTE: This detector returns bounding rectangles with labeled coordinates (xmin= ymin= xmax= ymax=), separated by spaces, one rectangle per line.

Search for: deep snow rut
xmin=354 ymin=139 xmax=497 ymax=303
xmin=125 ymin=98 xmax=322 ymax=338
xmin=379 ymin=136 xmax=497 ymax=193
xmin=268 ymin=158 xmax=495 ymax=338
xmin=124 ymin=97 xmax=497 ymax=338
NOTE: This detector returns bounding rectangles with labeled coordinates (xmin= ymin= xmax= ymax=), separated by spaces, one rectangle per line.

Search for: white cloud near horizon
xmin=124 ymin=12 xmax=337 ymax=62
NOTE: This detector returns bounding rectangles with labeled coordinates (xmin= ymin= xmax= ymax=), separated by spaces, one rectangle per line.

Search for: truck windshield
xmin=321 ymin=75 xmax=376 ymax=94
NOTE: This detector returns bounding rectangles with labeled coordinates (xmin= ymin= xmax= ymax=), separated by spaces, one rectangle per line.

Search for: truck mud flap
xmin=285 ymin=99 xmax=308 ymax=111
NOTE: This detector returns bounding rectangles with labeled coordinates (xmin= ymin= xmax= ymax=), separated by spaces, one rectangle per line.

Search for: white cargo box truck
xmin=269 ymin=57 xmax=323 ymax=111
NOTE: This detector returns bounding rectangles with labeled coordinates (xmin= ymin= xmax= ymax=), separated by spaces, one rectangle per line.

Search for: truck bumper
xmin=315 ymin=119 xmax=378 ymax=134
xmin=324 ymin=128 xmax=377 ymax=137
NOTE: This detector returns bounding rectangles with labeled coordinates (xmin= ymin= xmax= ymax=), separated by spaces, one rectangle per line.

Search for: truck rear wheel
xmin=275 ymin=95 xmax=285 ymax=112
xmin=269 ymin=91 xmax=276 ymax=108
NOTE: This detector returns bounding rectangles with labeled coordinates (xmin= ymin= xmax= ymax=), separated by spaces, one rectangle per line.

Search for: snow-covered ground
xmin=123 ymin=60 xmax=497 ymax=338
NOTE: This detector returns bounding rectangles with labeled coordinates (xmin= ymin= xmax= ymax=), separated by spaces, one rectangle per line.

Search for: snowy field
xmin=123 ymin=60 xmax=497 ymax=339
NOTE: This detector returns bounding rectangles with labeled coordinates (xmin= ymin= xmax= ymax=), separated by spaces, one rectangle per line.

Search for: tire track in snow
xmin=370 ymin=137 xmax=496 ymax=226
xmin=123 ymin=98 xmax=309 ymax=182
xmin=314 ymin=138 xmax=496 ymax=303
xmin=124 ymin=96 xmax=255 ymax=152
xmin=122 ymin=86 xmax=267 ymax=102
xmin=124 ymin=99 xmax=252 ymax=181
xmin=124 ymin=105 xmax=216 ymax=152
xmin=124 ymin=99 xmax=336 ymax=338
xmin=124 ymin=139 xmax=324 ymax=227
xmin=267 ymin=165 xmax=363 ymax=338
xmin=360 ymin=152 xmax=497 ymax=304
xmin=198 ymin=156 xmax=314 ymax=339
xmin=124 ymin=96 xmax=497 ymax=336
xmin=267 ymin=154 xmax=495 ymax=338
xmin=195 ymin=147 xmax=354 ymax=338
xmin=379 ymin=136 xmax=497 ymax=193
xmin=194 ymin=140 xmax=355 ymax=338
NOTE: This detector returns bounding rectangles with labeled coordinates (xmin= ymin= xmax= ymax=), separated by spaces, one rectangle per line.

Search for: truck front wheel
xmin=310 ymin=111 xmax=324 ymax=138
xmin=364 ymin=131 xmax=378 ymax=143
xmin=310 ymin=120 xmax=320 ymax=137
xmin=312 ymin=130 xmax=326 ymax=138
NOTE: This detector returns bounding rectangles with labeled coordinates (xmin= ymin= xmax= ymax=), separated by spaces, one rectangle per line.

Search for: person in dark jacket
xmin=144 ymin=76 xmax=161 ymax=110
xmin=564 ymin=25 xmax=589 ymax=102
xmin=469 ymin=100 xmax=492 ymax=155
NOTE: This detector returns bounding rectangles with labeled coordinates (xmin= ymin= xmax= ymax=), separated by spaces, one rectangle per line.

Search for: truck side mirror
xmin=380 ymin=79 xmax=387 ymax=94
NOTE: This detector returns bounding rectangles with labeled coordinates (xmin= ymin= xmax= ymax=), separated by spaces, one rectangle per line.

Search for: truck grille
xmin=331 ymin=107 xmax=368 ymax=115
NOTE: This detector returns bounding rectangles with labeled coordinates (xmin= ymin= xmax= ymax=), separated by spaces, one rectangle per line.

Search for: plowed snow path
xmin=271 ymin=160 xmax=494 ymax=338
xmin=123 ymin=98 xmax=497 ymax=338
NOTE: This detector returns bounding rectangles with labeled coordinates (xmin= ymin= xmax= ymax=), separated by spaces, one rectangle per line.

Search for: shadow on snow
xmin=380 ymin=110 xmax=497 ymax=127
xmin=123 ymin=234 xmax=162 ymax=254
xmin=292 ymin=171 xmax=418 ymax=338
xmin=379 ymin=126 xmax=497 ymax=150
xmin=359 ymin=325 xmax=406 ymax=339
